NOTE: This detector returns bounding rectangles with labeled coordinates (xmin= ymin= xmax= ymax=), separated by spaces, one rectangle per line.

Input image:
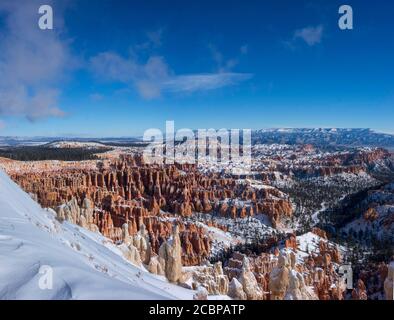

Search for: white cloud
xmin=293 ymin=25 xmax=324 ymax=46
xmin=90 ymin=51 xmax=252 ymax=99
xmin=135 ymin=81 xmax=162 ymax=99
xmin=0 ymin=0 xmax=72 ymax=121
xmin=90 ymin=53 xmax=171 ymax=99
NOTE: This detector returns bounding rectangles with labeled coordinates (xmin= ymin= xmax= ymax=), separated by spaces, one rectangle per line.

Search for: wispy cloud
xmin=208 ymin=44 xmax=241 ymax=73
xmin=0 ymin=0 xmax=73 ymax=121
xmin=90 ymin=43 xmax=252 ymax=99
xmin=133 ymin=27 xmax=165 ymax=52
xmin=163 ymin=73 xmax=253 ymax=93
xmin=293 ymin=25 xmax=324 ymax=46
xmin=90 ymin=53 xmax=171 ymax=99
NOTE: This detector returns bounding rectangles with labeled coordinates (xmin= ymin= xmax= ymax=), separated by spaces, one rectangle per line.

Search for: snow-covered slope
xmin=341 ymin=183 xmax=394 ymax=243
xmin=46 ymin=141 xmax=108 ymax=149
xmin=0 ymin=170 xmax=194 ymax=300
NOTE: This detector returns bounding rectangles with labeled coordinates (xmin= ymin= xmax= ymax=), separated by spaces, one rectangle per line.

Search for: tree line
xmin=0 ymin=146 xmax=111 ymax=161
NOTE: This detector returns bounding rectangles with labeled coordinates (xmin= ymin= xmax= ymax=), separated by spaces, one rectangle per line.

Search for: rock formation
xmin=384 ymin=262 xmax=394 ymax=300
xmin=193 ymin=286 xmax=208 ymax=300
xmin=184 ymin=262 xmax=229 ymax=295
xmin=147 ymin=254 xmax=165 ymax=275
xmin=351 ymin=279 xmax=368 ymax=300
xmin=364 ymin=208 xmax=379 ymax=222
xmin=238 ymin=256 xmax=264 ymax=300
xmin=119 ymin=243 xmax=142 ymax=266
xmin=284 ymin=269 xmax=318 ymax=300
xmin=158 ymin=225 xmax=183 ymax=283
xmin=11 ymin=156 xmax=293 ymax=265
xmin=228 ymin=278 xmax=247 ymax=300
xmin=269 ymin=252 xmax=290 ymax=300
xmin=3 ymin=146 xmax=390 ymax=300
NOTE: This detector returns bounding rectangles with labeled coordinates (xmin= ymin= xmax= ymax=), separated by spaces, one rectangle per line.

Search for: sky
xmin=0 ymin=0 xmax=393 ymax=137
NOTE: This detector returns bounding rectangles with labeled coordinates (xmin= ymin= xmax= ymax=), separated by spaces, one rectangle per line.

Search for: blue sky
xmin=0 ymin=0 xmax=393 ymax=137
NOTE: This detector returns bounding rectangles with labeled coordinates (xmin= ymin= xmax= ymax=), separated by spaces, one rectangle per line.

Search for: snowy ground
xmin=46 ymin=141 xmax=108 ymax=149
xmin=0 ymin=170 xmax=196 ymax=300
xmin=340 ymin=182 xmax=394 ymax=242
xmin=186 ymin=212 xmax=277 ymax=256
xmin=342 ymin=205 xmax=394 ymax=242
xmin=296 ymin=232 xmax=347 ymax=261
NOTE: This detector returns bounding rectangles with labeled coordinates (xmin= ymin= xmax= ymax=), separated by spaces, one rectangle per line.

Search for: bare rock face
xmin=269 ymin=253 xmax=290 ymax=300
xmin=238 ymin=257 xmax=264 ymax=300
xmin=384 ymin=262 xmax=394 ymax=300
xmin=228 ymin=278 xmax=247 ymax=300
xmin=159 ymin=225 xmax=183 ymax=283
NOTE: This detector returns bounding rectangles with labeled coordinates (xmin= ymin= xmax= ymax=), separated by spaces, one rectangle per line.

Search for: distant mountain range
xmin=1 ymin=129 xmax=394 ymax=149
xmin=251 ymin=128 xmax=394 ymax=149
xmin=0 ymin=136 xmax=142 ymax=147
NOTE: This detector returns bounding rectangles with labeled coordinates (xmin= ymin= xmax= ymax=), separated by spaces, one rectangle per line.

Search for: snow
xmin=194 ymin=222 xmax=240 ymax=256
xmin=342 ymin=205 xmax=394 ymax=241
xmin=46 ymin=141 xmax=108 ymax=149
xmin=187 ymin=213 xmax=276 ymax=252
xmin=340 ymin=183 xmax=394 ymax=242
xmin=202 ymin=225 xmax=235 ymax=247
xmin=0 ymin=170 xmax=195 ymax=300
xmin=296 ymin=232 xmax=347 ymax=262
xmin=297 ymin=232 xmax=322 ymax=257
xmin=311 ymin=202 xmax=328 ymax=224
